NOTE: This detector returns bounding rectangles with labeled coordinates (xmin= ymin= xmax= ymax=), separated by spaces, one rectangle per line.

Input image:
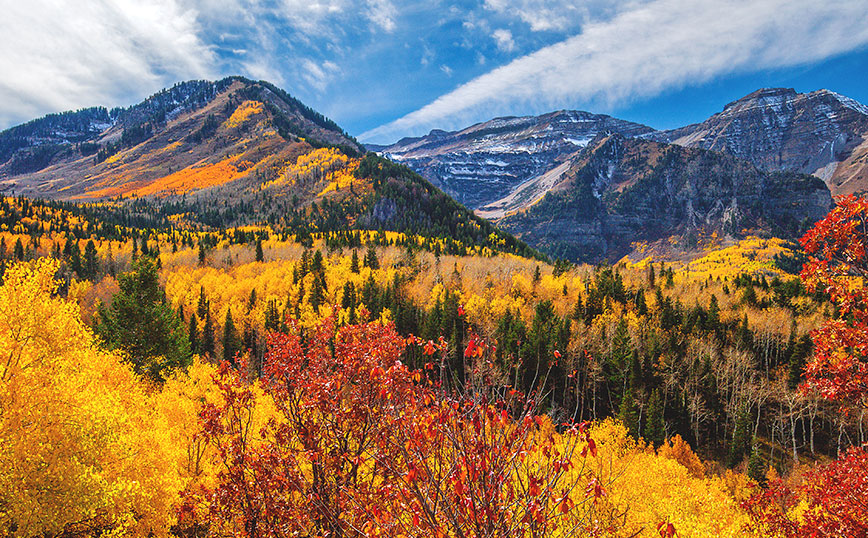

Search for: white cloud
xmin=366 ymin=0 xmax=397 ymax=32
xmin=492 ymin=29 xmax=515 ymax=52
xmin=301 ymin=59 xmax=342 ymax=90
xmin=440 ymin=65 xmax=454 ymax=77
xmin=0 ymin=0 xmax=216 ymax=128
xmin=362 ymin=0 xmax=868 ymax=142
xmin=483 ymin=0 xmax=592 ymax=32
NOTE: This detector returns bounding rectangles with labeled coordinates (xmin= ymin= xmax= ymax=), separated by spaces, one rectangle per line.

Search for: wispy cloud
xmin=492 ymin=29 xmax=515 ymax=53
xmin=361 ymin=0 xmax=868 ymax=142
xmin=0 ymin=0 xmax=216 ymax=127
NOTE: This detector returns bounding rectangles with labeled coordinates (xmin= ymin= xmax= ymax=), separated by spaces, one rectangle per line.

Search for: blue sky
xmin=2 ymin=0 xmax=868 ymax=143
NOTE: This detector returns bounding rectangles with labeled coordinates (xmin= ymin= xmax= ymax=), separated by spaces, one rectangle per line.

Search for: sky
xmin=2 ymin=0 xmax=868 ymax=144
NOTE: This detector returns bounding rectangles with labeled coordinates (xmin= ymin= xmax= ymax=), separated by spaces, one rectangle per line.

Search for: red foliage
xmin=743 ymin=447 xmax=868 ymax=537
xmin=179 ymin=317 xmax=605 ymax=537
xmin=800 ymin=195 xmax=868 ymax=407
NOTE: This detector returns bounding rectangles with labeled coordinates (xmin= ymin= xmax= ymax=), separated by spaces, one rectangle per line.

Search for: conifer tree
xmin=255 ymin=238 xmax=264 ymax=262
xmin=95 ymin=257 xmax=190 ymax=380
xmin=201 ymin=310 xmax=215 ymax=358
xmin=223 ymin=307 xmax=240 ymax=364
xmin=82 ymin=240 xmax=99 ymax=281
xmin=350 ymin=250 xmax=360 ymax=273
xmin=264 ymin=299 xmax=281 ymax=332
xmin=645 ymin=388 xmax=665 ymax=447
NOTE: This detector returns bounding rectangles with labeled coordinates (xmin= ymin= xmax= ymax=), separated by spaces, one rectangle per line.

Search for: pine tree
xmin=264 ymin=299 xmax=281 ymax=332
xmin=350 ymin=250 xmax=360 ymax=273
xmin=94 ymin=257 xmax=190 ymax=380
xmin=747 ymin=439 xmax=766 ymax=486
xmin=247 ymin=288 xmax=257 ymax=312
xmin=618 ymin=386 xmax=640 ymax=439
xmin=197 ymin=286 xmax=209 ymax=319
xmin=223 ymin=307 xmax=240 ymax=364
xmin=342 ymin=281 xmax=357 ymax=324
xmin=68 ymin=241 xmax=82 ymax=277
xmin=13 ymin=238 xmax=24 ymax=261
xmin=364 ymin=244 xmax=379 ymax=270
xmin=188 ymin=312 xmax=199 ymax=355
xmin=255 ymin=238 xmax=264 ymax=262
xmin=82 ymin=240 xmax=99 ymax=281
xmin=645 ymin=388 xmax=665 ymax=447
xmin=201 ymin=310 xmax=215 ymax=358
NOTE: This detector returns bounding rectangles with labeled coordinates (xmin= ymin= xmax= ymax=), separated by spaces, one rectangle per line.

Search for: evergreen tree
xmin=13 ymin=238 xmax=24 ymax=261
xmin=747 ymin=439 xmax=767 ymax=486
xmin=95 ymin=257 xmax=190 ymax=380
xmin=618 ymin=386 xmax=640 ymax=439
xmin=188 ymin=312 xmax=199 ymax=355
xmin=264 ymin=299 xmax=281 ymax=332
xmin=197 ymin=286 xmax=209 ymax=319
xmin=342 ymin=281 xmax=357 ymax=324
xmin=82 ymin=240 xmax=99 ymax=281
xmin=68 ymin=241 xmax=82 ymax=277
xmin=364 ymin=244 xmax=379 ymax=270
xmin=645 ymin=389 xmax=665 ymax=447
xmin=201 ymin=310 xmax=215 ymax=358
xmin=247 ymin=288 xmax=257 ymax=312
xmin=350 ymin=250 xmax=360 ymax=273
xmin=255 ymin=238 xmax=264 ymax=262
xmin=223 ymin=307 xmax=240 ymax=363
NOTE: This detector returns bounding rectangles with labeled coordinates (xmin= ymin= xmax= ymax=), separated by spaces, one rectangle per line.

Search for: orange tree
xmin=743 ymin=195 xmax=868 ymax=536
xmin=179 ymin=317 xmax=608 ymax=537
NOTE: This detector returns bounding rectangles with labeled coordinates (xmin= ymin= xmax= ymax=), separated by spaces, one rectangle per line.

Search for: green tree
xmin=189 ymin=312 xmax=199 ymax=355
xmin=201 ymin=310 xmax=215 ymax=357
xmin=13 ymin=238 xmax=24 ymax=261
xmin=95 ymin=257 xmax=190 ymax=380
xmin=82 ymin=240 xmax=99 ymax=281
xmin=364 ymin=244 xmax=379 ymax=270
xmin=223 ymin=307 xmax=240 ymax=363
xmin=255 ymin=239 xmax=264 ymax=262
xmin=350 ymin=250 xmax=360 ymax=273
xmin=264 ymin=299 xmax=281 ymax=332
xmin=644 ymin=388 xmax=665 ymax=447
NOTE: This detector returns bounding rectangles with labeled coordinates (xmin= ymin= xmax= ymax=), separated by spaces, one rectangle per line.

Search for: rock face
xmin=654 ymin=88 xmax=868 ymax=195
xmin=375 ymin=110 xmax=654 ymax=209
xmin=498 ymin=135 xmax=832 ymax=263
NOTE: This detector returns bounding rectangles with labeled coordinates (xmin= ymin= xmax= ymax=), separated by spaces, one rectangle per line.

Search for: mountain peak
xmin=721 ymin=87 xmax=797 ymax=114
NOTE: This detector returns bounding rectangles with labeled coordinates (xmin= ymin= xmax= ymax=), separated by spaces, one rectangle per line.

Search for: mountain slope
xmin=497 ymin=135 xmax=832 ymax=262
xmin=0 ymin=77 xmax=361 ymax=199
xmin=0 ymin=78 xmax=537 ymax=258
xmin=655 ymin=88 xmax=868 ymax=195
xmin=374 ymin=110 xmax=654 ymax=209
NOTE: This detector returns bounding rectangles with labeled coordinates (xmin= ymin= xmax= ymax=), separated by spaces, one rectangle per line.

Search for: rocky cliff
xmin=655 ymin=88 xmax=868 ymax=195
xmin=375 ymin=110 xmax=654 ymax=209
xmin=498 ymin=135 xmax=832 ymax=263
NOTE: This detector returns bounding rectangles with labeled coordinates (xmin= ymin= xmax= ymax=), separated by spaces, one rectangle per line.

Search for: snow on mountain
xmin=375 ymin=110 xmax=654 ymax=209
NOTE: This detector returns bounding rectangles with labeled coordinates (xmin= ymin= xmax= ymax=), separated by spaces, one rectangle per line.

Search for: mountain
xmin=654 ymin=88 xmax=868 ymax=195
xmin=0 ymin=77 xmax=536 ymax=258
xmin=373 ymin=110 xmax=654 ymax=209
xmin=0 ymin=77 xmax=361 ymax=199
xmin=497 ymin=135 xmax=832 ymax=262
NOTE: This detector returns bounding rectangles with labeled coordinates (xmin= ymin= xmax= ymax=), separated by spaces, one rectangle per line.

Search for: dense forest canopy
xmin=0 ymin=193 xmax=866 ymax=537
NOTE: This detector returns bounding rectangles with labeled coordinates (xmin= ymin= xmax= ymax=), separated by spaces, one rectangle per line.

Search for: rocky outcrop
xmin=498 ymin=135 xmax=832 ymax=263
xmin=376 ymin=110 xmax=654 ymax=209
xmin=654 ymin=88 xmax=868 ymax=194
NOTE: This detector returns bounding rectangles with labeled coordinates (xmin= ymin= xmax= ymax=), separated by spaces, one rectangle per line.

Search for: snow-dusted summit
xmin=372 ymin=110 xmax=654 ymax=209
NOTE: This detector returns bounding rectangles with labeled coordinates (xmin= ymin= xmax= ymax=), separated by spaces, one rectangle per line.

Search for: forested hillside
xmin=2 ymin=193 xmax=867 ymax=537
